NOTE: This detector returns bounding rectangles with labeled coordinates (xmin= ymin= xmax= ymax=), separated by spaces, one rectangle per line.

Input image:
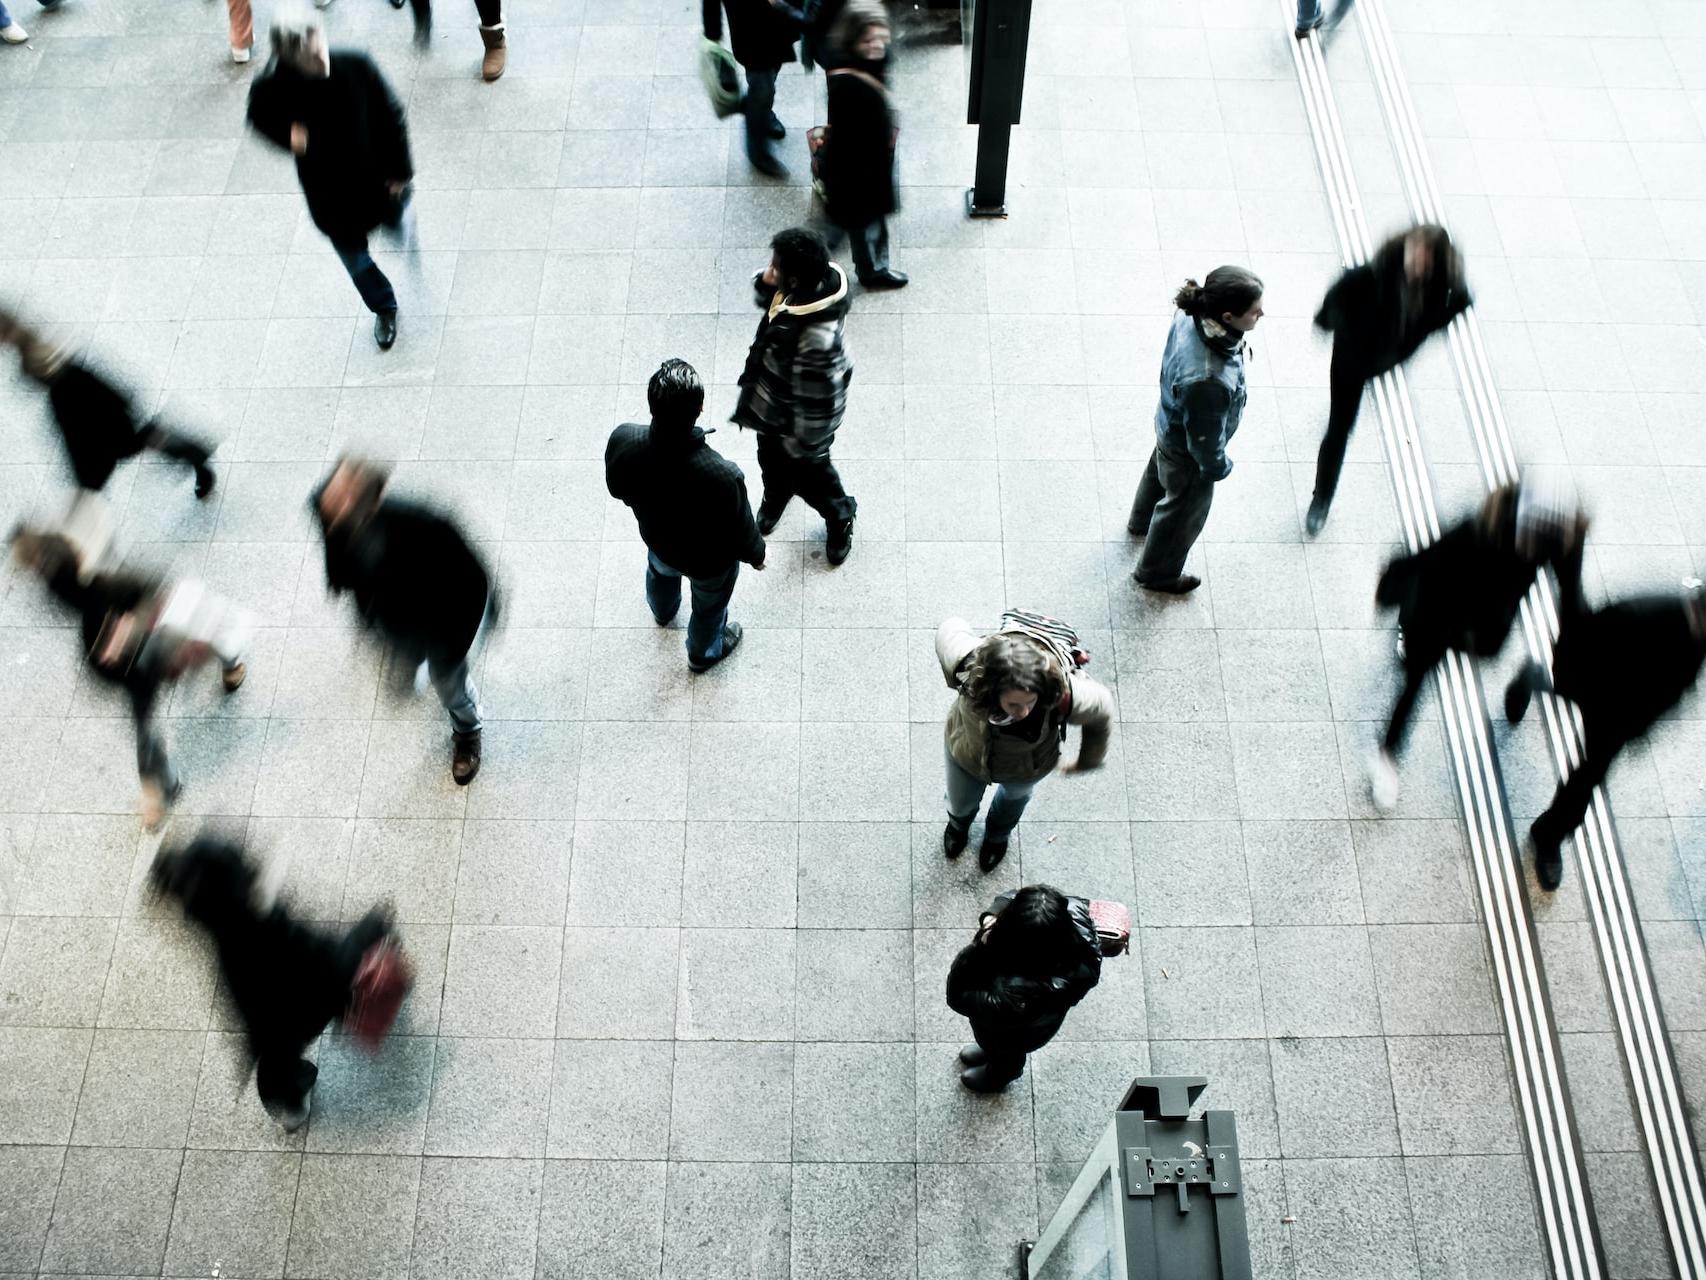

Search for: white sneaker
xmin=313 ymin=0 xmax=334 ymax=7
xmin=232 ymin=44 xmax=252 ymax=63
xmin=0 ymin=22 xmax=27 ymax=42
xmin=1369 ymin=749 xmax=1400 ymax=814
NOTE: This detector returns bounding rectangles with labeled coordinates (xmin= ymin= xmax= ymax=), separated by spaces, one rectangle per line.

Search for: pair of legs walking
xmin=1307 ymin=343 xmax=1366 ymax=531
xmin=755 ymin=434 xmax=857 ymax=558
xmin=1129 ymin=443 xmax=1214 ymax=591
xmin=646 ymin=553 xmax=740 ymax=670
xmin=944 ymin=746 xmax=1036 ymax=871
xmin=741 ymin=65 xmax=783 ymax=169
xmin=331 ymin=193 xmax=418 ymax=328
xmin=961 ymin=1014 xmax=1064 ymax=1091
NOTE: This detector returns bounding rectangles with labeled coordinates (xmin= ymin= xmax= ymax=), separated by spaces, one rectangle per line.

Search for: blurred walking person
xmin=12 ymin=524 xmax=253 ymax=829
xmin=0 ymin=308 xmax=218 ymax=500
xmin=936 ymin=614 xmax=1114 ymax=872
xmin=1372 ymin=477 xmax=1586 ymax=813
xmin=735 ymin=227 xmax=858 ymax=565
xmin=607 ymin=360 xmax=767 ymax=673
xmin=818 ymin=1 xmax=906 ymax=289
xmin=703 ymin=0 xmax=800 ymax=176
xmin=1129 ymin=268 xmax=1264 ymax=595
xmin=312 ymin=457 xmax=493 ymax=785
xmin=247 ymin=8 xmax=416 ymax=351
xmin=1295 ymin=0 xmax=1352 ymax=38
xmin=1308 ymin=223 xmax=1469 ymax=534
xmin=947 ymin=885 xmax=1103 ymax=1092
xmin=1506 ymin=580 xmax=1706 ymax=891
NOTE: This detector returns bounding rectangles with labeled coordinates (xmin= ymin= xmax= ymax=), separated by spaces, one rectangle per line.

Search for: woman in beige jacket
xmin=936 ymin=617 xmax=1115 ymax=871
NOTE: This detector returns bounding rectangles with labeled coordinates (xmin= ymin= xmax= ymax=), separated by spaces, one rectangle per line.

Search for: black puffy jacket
xmin=946 ymin=898 xmax=1102 ymax=1035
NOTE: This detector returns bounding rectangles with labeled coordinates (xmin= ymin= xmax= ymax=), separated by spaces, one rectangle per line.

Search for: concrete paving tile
xmin=164 ymin=1149 xmax=300 ymax=1279
xmin=662 ymin=1161 xmax=791 ymax=1280
xmin=1257 ymin=925 xmax=1381 ymax=1039
xmin=285 ymin=1153 xmax=420 ymax=1280
xmin=425 ymin=1035 xmax=552 ymax=1158
xmin=559 ymin=926 xmax=680 ymax=1040
xmin=0 ymin=1143 xmax=61 ymax=1272
xmin=1270 ymin=1036 xmax=1400 ymax=1159
xmin=40 ymin=1145 xmax=181 ymax=1275
xmin=1283 ymin=1156 xmax=1420 ymax=1280
xmin=537 ymin=1159 xmax=667 ymax=1280
xmin=413 ymin=1157 xmax=542 ymax=1280
xmin=790 ymin=1163 xmax=916 ymax=1280
xmin=677 ymin=927 xmax=796 ymax=1041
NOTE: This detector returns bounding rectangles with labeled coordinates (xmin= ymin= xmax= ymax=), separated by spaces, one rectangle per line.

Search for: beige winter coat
xmin=935 ymin=617 xmax=1114 ymax=785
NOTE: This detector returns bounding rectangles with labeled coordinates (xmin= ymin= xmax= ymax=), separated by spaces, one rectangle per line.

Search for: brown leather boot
xmin=478 ymin=23 xmax=506 ymax=81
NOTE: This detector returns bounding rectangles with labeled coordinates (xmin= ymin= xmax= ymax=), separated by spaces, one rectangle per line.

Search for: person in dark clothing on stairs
xmin=1507 ymin=579 xmax=1706 ymax=892
xmin=734 ymin=227 xmax=859 ymax=566
xmin=704 ymin=0 xmax=803 ymax=176
xmin=1371 ymin=476 xmax=1586 ymax=815
xmin=607 ymin=359 xmax=768 ymax=673
xmin=247 ymin=10 xmax=416 ymax=351
xmin=946 ymin=885 xmax=1102 ymax=1093
xmin=1308 ymin=223 xmax=1470 ymax=535
xmin=0 ymin=309 xmax=217 ymax=500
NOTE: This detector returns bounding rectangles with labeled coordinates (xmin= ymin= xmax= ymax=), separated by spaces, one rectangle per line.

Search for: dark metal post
xmin=965 ymin=0 xmax=1033 ymax=218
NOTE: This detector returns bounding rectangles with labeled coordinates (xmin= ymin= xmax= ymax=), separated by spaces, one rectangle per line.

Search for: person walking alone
xmin=606 ymin=360 xmax=767 ymax=673
xmin=1506 ymin=580 xmax=1706 ymax=891
xmin=946 ymin=885 xmax=1103 ymax=1093
xmin=703 ymin=0 xmax=801 ymax=176
xmin=1308 ymin=223 xmax=1470 ymax=535
xmin=312 ymin=457 xmax=494 ymax=785
xmin=818 ymin=1 xmax=907 ymax=289
xmin=936 ymin=615 xmax=1114 ymax=872
xmin=734 ymin=227 xmax=859 ymax=565
xmin=247 ymin=9 xmax=416 ymax=351
xmin=1129 ymin=268 xmax=1264 ymax=595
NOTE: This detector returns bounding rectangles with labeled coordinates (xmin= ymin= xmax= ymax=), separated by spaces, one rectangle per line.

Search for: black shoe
xmin=374 ymin=310 xmax=398 ymax=350
xmin=1506 ymin=674 xmax=1532 ymax=724
xmin=749 ymin=150 xmax=787 ymax=178
xmin=1135 ymin=573 xmax=1201 ymax=595
xmin=756 ymin=502 xmax=784 ymax=537
xmin=1127 ymin=522 xmax=1149 ymax=537
xmin=1306 ymin=495 xmax=1330 ymax=537
xmin=1295 ymin=15 xmax=1323 ymax=37
xmin=958 ymin=1044 xmax=986 ymax=1066
xmin=943 ymin=821 xmax=969 ymax=860
xmin=978 ymin=837 xmax=1008 ymax=873
xmin=194 ymin=465 xmax=216 ymax=499
xmin=959 ymin=1065 xmax=1011 ymax=1094
xmin=826 ymin=517 xmax=854 ymax=566
xmin=1532 ymin=822 xmax=1564 ymax=891
xmin=767 ymin=112 xmax=786 ymax=140
xmin=689 ymin=621 xmax=743 ymax=673
xmin=859 ymin=269 xmax=908 ymax=290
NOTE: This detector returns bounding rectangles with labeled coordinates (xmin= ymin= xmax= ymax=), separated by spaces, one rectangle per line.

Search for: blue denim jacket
xmin=1152 ymin=310 xmax=1247 ymax=481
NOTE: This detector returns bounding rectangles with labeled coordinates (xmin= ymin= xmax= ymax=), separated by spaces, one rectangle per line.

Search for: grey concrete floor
xmin=0 ymin=0 xmax=1700 ymax=1276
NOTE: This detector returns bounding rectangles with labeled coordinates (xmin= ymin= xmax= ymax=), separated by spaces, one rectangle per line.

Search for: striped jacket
xmin=731 ymin=265 xmax=854 ymax=457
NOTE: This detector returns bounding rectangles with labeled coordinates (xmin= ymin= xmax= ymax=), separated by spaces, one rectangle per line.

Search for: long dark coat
xmin=1315 ymin=241 xmax=1472 ymax=382
xmin=703 ymin=0 xmax=799 ymax=70
xmin=247 ymin=52 xmax=413 ymax=244
xmin=823 ymin=63 xmax=898 ymax=228
xmin=47 ymin=362 xmax=155 ymax=491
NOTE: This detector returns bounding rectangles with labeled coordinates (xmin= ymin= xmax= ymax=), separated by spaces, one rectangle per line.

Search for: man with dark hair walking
xmin=607 ymin=360 xmax=766 ymax=672
xmin=734 ymin=227 xmax=858 ymax=566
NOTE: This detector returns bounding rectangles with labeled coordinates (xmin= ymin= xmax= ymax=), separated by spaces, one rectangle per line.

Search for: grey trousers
xmin=1130 ymin=444 xmax=1216 ymax=583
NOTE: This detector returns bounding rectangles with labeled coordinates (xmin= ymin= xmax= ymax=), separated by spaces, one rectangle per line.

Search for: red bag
xmin=344 ymin=939 xmax=415 ymax=1052
xmin=1086 ymin=899 xmax=1131 ymax=957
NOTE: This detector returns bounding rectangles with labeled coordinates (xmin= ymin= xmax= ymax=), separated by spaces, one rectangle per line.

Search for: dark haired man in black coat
xmin=247 ymin=12 xmax=415 ymax=350
xmin=704 ymin=0 xmax=803 ymax=176
xmin=607 ymin=359 xmax=767 ymax=673
xmin=1507 ymin=581 xmax=1706 ymax=891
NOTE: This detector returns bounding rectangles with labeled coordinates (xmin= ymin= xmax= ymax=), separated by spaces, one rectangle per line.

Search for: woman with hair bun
xmin=935 ymin=616 xmax=1115 ymax=872
xmin=1129 ymin=266 xmax=1264 ymax=595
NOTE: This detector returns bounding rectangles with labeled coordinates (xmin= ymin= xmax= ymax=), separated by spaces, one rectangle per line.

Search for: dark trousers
xmin=253 ymin=910 xmax=392 ymax=1115
xmin=969 ymin=1012 xmax=1066 ymax=1086
xmin=646 ymin=553 xmax=740 ymax=667
xmin=1130 ymin=443 xmax=1214 ymax=583
xmin=330 ymin=192 xmax=414 ymax=315
xmin=1313 ymin=342 xmax=1367 ymax=506
xmin=142 ymin=424 xmax=213 ymax=479
xmin=755 ymin=433 xmax=857 ymax=525
xmin=1382 ymin=632 xmax=1442 ymax=756
xmin=1509 ymin=663 xmax=1628 ymax=849
xmin=835 ymin=219 xmax=891 ymax=280
xmin=474 ymin=0 xmax=501 ymax=24
xmin=743 ymin=65 xmax=779 ymax=160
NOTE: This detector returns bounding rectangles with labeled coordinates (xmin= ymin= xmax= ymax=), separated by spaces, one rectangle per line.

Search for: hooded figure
xmin=733 ymin=226 xmax=859 ymax=565
xmin=607 ymin=358 xmax=767 ymax=672
xmin=1506 ymin=579 xmax=1706 ymax=891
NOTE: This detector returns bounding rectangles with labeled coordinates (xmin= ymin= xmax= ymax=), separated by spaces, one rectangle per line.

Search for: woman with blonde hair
xmin=936 ymin=616 xmax=1115 ymax=871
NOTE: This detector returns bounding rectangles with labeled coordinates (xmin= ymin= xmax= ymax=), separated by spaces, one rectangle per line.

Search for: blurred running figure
xmin=1308 ymin=224 xmax=1470 ymax=535
xmin=1129 ymin=268 xmax=1263 ymax=595
xmin=0 ymin=308 xmax=217 ymax=500
xmin=1372 ymin=478 xmax=1587 ymax=813
xmin=1295 ymin=0 xmax=1352 ymax=38
xmin=312 ymin=457 xmax=493 ymax=785
xmin=1507 ymin=580 xmax=1706 ymax=891
xmin=247 ymin=8 xmax=416 ymax=351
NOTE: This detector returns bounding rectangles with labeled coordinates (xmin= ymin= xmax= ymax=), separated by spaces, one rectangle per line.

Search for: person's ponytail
xmin=1174 ymin=266 xmax=1264 ymax=322
xmin=1173 ymin=279 xmax=1205 ymax=317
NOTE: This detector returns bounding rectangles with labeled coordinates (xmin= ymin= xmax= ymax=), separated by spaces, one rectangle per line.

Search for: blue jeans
xmin=330 ymin=193 xmax=416 ymax=315
xmin=646 ymin=553 xmax=739 ymax=667
xmin=0 ymin=2 xmax=12 ymax=25
xmin=1296 ymin=0 xmax=1321 ymax=22
xmin=743 ymin=65 xmax=779 ymax=159
xmin=944 ymin=745 xmax=1038 ymax=844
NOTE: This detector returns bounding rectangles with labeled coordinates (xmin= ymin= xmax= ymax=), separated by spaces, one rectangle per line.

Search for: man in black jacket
xmin=1506 ymin=580 xmax=1706 ymax=891
xmin=247 ymin=12 xmax=415 ymax=351
xmin=313 ymin=457 xmax=492 ymax=784
xmin=607 ymin=360 xmax=766 ymax=673
xmin=704 ymin=0 xmax=801 ymax=176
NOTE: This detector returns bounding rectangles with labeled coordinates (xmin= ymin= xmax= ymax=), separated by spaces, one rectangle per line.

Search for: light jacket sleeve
xmin=1181 ymin=378 xmax=1233 ymax=481
xmin=1065 ymin=672 xmax=1114 ymax=769
xmin=935 ymin=617 xmax=981 ymax=690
